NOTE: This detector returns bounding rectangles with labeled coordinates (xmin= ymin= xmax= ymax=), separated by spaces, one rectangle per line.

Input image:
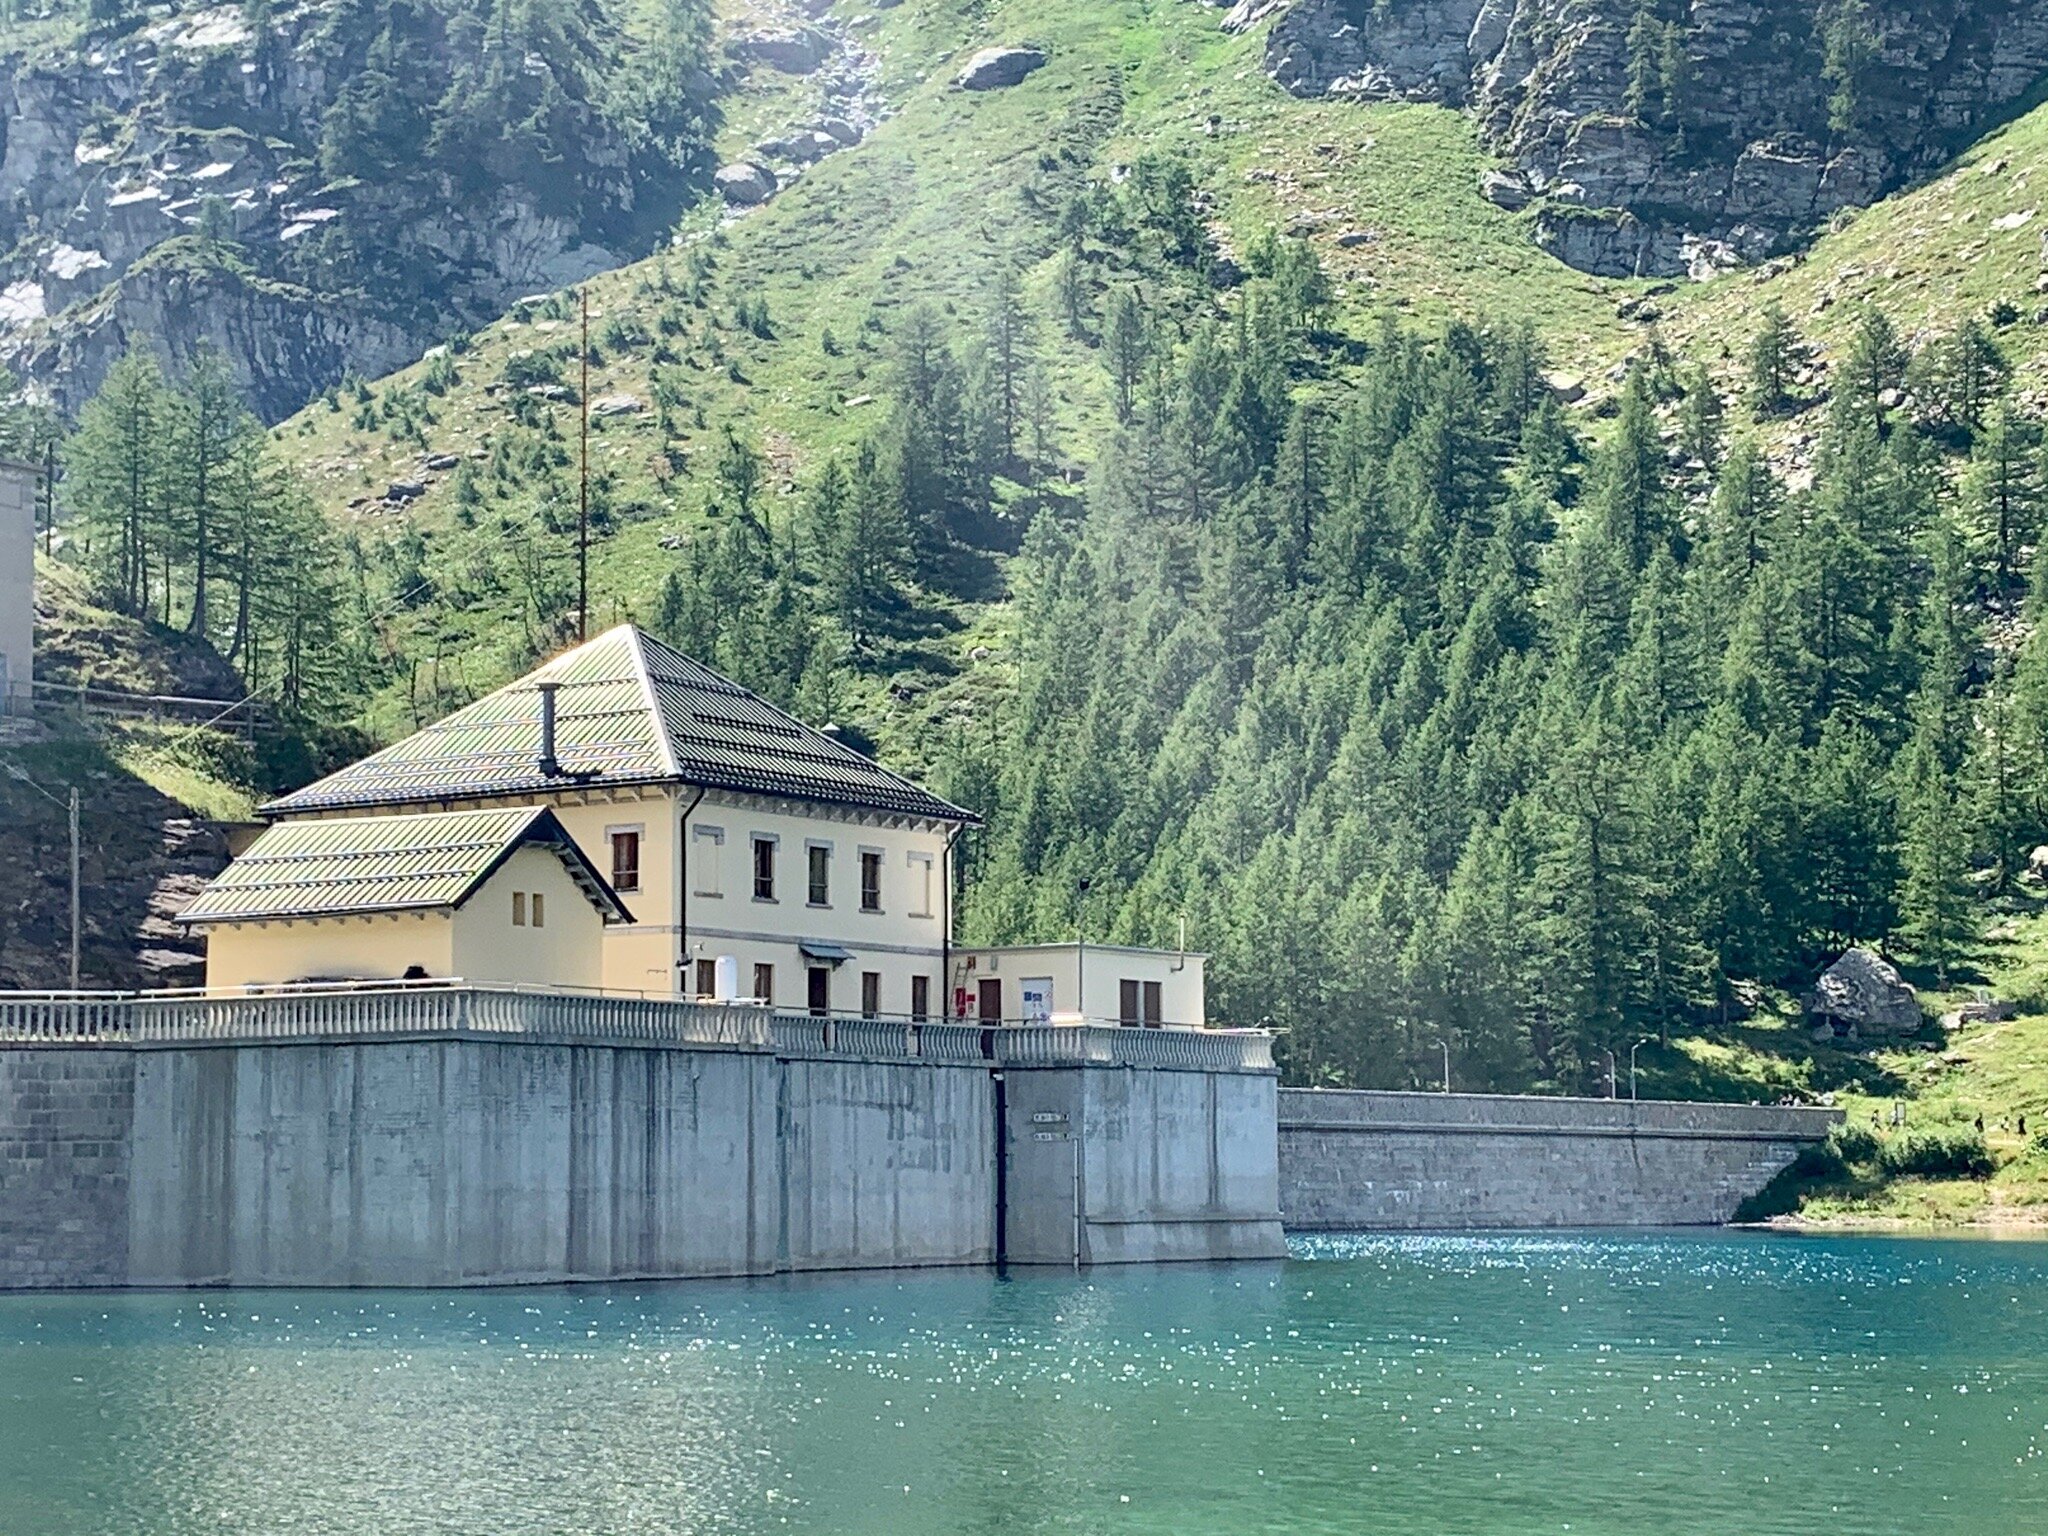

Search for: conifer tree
xmin=1747 ymin=302 xmax=1795 ymax=417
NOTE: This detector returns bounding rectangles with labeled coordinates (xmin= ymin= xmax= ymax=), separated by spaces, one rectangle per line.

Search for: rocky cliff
xmin=0 ymin=0 xmax=715 ymax=420
xmin=1234 ymin=0 xmax=2048 ymax=277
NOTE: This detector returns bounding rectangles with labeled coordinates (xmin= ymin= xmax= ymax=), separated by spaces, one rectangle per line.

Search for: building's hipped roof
xmin=177 ymin=807 xmax=633 ymax=926
xmin=260 ymin=625 xmax=975 ymax=824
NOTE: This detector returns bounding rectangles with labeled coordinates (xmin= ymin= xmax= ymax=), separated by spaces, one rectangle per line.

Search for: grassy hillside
xmin=268 ymin=0 xmax=1647 ymax=744
xmin=1668 ymin=97 xmax=2048 ymax=406
xmin=269 ymin=0 xmax=2048 ymax=753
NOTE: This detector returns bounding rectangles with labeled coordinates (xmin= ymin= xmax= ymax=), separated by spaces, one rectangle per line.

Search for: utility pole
xmin=42 ymin=439 xmax=54 ymax=556
xmin=578 ymin=286 xmax=590 ymax=643
xmin=68 ymin=787 xmax=79 ymax=991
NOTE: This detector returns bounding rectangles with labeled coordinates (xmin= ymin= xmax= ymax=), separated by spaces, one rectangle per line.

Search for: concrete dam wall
xmin=1279 ymin=1089 xmax=1842 ymax=1230
xmin=0 ymin=998 xmax=1285 ymax=1288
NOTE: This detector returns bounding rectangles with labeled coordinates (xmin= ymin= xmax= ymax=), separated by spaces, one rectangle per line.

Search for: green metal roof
xmin=260 ymin=626 xmax=976 ymax=824
xmin=177 ymin=807 xmax=633 ymax=926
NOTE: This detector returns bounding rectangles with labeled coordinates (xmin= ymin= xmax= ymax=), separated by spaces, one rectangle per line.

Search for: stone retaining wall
xmin=1279 ymin=1089 xmax=1841 ymax=1230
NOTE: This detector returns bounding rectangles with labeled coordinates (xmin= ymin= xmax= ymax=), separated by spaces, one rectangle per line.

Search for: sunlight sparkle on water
xmin=2 ymin=1230 xmax=2045 ymax=1535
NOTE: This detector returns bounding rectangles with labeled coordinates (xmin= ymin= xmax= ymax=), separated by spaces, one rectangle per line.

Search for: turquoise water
xmin=3 ymin=1232 xmax=2046 ymax=1535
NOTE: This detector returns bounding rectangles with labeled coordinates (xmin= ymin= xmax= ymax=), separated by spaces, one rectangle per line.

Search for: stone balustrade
xmin=0 ymin=984 xmax=1274 ymax=1073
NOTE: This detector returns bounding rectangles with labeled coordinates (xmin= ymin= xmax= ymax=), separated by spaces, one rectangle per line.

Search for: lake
xmin=3 ymin=1231 xmax=2045 ymax=1534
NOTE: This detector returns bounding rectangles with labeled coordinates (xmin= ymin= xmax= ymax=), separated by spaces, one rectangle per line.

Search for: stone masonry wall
xmin=1279 ymin=1088 xmax=1842 ymax=1229
xmin=0 ymin=1049 xmax=133 ymax=1285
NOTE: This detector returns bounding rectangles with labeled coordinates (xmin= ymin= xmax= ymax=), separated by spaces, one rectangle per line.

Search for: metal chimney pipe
xmin=536 ymin=681 xmax=561 ymax=778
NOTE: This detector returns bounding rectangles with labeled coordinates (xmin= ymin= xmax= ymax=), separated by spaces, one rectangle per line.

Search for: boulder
xmin=727 ymin=26 xmax=832 ymax=74
xmin=1808 ymin=948 xmax=1922 ymax=1038
xmin=1480 ymin=168 xmax=1532 ymax=210
xmin=2028 ymin=844 xmax=2048 ymax=882
xmin=385 ymin=478 xmax=426 ymax=502
xmin=714 ymin=162 xmax=778 ymax=205
xmin=957 ymin=45 xmax=1047 ymax=91
xmin=592 ymin=393 xmax=644 ymax=418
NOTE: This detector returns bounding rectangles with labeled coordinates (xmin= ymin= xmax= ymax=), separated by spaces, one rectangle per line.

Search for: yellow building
xmin=235 ymin=625 xmax=978 ymax=1012
xmin=187 ymin=626 xmax=1214 ymax=1026
xmin=180 ymin=806 xmax=632 ymax=989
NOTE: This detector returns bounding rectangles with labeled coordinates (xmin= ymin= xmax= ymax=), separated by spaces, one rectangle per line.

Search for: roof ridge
xmin=624 ymin=627 xmax=684 ymax=780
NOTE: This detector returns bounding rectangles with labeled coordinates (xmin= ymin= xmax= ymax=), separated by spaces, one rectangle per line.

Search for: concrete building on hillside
xmin=187 ymin=625 xmax=1208 ymax=1024
xmin=0 ymin=458 xmax=36 ymax=714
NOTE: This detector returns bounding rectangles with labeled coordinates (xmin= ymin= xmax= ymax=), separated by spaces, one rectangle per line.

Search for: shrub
xmin=1877 ymin=1126 xmax=1994 ymax=1180
xmin=1831 ymin=1122 xmax=1884 ymax=1165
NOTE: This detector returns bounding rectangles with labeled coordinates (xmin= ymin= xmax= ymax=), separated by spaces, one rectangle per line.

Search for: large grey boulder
xmin=1808 ymin=948 xmax=1922 ymax=1039
xmin=957 ymin=46 xmax=1046 ymax=91
xmin=714 ymin=162 xmax=778 ymax=206
xmin=727 ymin=26 xmax=832 ymax=74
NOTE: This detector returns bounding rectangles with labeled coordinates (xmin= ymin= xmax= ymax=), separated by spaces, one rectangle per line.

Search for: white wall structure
xmin=0 ymin=459 xmax=35 ymax=712
xmin=956 ymin=944 xmax=1207 ymax=1026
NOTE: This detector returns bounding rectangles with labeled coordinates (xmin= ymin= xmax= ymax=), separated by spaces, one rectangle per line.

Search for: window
xmin=512 ymin=891 xmax=527 ymax=927
xmin=908 ymin=852 xmax=935 ymax=918
xmin=609 ymin=830 xmax=641 ymax=893
xmin=753 ymin=835 xmax=777 ymax=901
xmin=1143 ymin=980 xmax=1162 ymax=1027
xmin=1119 ymin=979 xmax=1140 ymax=1028
xmin=861 ymin=971 xmax=881 ymax=1019
xmin=694 ymin=958 xmax=717 ymax=998
xmin=911 ymin=975 xmax=931 ymax=1022
xmin=751 ymin=963 xmax=774 ymax=1004
xmin=859 ymin=850 xmax=883 ymax=913
xmin=807 ymin=842 xmax=831 ymax=906
xmin=531 ymin=892 xmax=545 ymax=928
xmin=807 ymin=966 xmax=831 ymax=1017
xmin=693 ymin=825 xmax=725 ymax=897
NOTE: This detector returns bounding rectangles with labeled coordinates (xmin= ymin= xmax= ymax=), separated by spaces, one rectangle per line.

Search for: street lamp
xmin=1602 ymin=1049 xmax=1617 ymax=1099
xmin=1075 ymin=877 xmax=1092 ymax=1023
xmin=3 ymin=764 xmax=79 ymax=990
xmin=1629 ymin=1037 xmax=1655 ymax=1102
xmin=1430 ymin=1038 xmax=1450 ymax=1094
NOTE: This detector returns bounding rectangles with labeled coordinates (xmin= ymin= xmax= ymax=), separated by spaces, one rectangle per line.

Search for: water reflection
xmin=3 ymin=1233 xmax=2046 ymax=1534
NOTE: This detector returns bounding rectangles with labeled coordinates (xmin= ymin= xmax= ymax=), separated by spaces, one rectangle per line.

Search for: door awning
xmin=798 ymin=940 xmax=855 ymax=963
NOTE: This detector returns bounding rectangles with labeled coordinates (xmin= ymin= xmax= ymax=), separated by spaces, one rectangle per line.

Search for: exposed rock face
xmin=1242 ymin=0 xmax=2048 ymax=277
xmin=1808 ymin=947 xmax=1923 ymax=1038
xmin=957 ymin=45 xmax=1049 ymax=91
xmin=0 ymin=5 xmax=702 ymax=420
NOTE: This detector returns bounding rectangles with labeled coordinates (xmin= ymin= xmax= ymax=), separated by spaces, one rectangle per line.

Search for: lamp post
xmin=1630 ymin=1037 xmax=1654 ymax=1102
xmin=1602 ymin=1049 xmax=1616 ymax=1099
xmin=3 ymin=765 xmax=79 ymax=990
xmin=1075 ymin=877 xmax=1092 ymax=1023
xmin=1430 ymin=1038 xmax=1450 ymax=1094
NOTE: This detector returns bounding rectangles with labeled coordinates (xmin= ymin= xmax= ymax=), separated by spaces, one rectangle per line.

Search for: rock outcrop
xmin=1238 ymin=0 xmax=2048 ymax=277
xmin=957 ymin=45 xmax=1048 ymax=91
xmin=0 ymin=3 xmax=708 ymax=420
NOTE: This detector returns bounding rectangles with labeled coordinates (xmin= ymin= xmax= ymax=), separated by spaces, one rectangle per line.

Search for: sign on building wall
xmin=1020 ymin=977 xmax=1053 ymax=1025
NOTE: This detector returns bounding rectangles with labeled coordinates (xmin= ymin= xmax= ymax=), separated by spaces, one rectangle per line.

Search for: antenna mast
xmin=578 ymin=285 xmax=590 ymax=642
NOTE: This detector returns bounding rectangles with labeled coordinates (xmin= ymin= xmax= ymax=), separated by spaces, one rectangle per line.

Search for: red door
xmin=977 ymin=979 xmax=1003 ymax=1024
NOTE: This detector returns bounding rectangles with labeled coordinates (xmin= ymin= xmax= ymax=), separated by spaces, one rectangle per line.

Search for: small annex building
xmin=179 ymin=806 xmax=632 ymax=990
